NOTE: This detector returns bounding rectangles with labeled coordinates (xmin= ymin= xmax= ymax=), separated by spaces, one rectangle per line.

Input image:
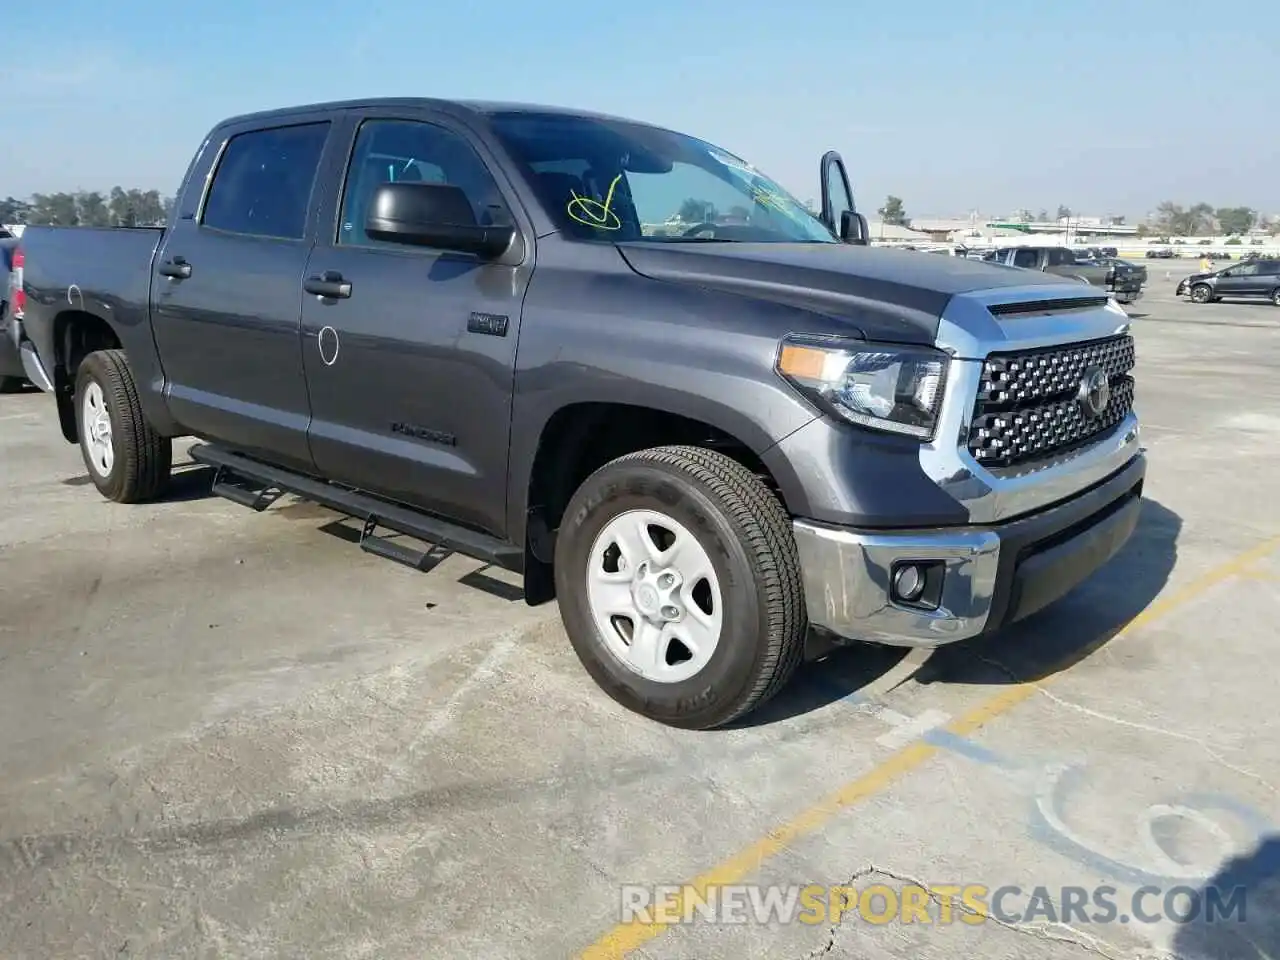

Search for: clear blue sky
xmin=5 ymin=0 xmax=1278 ymax=219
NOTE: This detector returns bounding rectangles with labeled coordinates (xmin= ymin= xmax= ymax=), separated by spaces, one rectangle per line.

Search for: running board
xmin=190 ymin=444 xmax=523 ymax=572
xmin=210 ymin=465 xmax=281 ymax=512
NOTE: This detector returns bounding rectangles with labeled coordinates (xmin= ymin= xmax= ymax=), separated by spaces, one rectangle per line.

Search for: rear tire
xmin=1271 ymin=288 xmax=1280 ymax=307
xmin=1190 ymin=283 xmax=1212 ymax=304
xmin=74 ymin=349 xmax=172 ymax=503
xmin=554 ymin=445 xmax=806 ymax=729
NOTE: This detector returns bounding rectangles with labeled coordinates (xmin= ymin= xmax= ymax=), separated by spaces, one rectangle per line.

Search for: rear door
xmin=1217 ymin=261 xmax=1259 ymax=298
xmin=1046 ymin=246 xmax=1074 ymax=276
xmin=298 ymin=107 xmax=535 ymax=537
xmin=1255 ymin=259 xmax=1280 ymax=296
xmin=1011 ymin=248 xmax=1040 ymax=270
xmin=150 ymin=113 xmax=339 ymax=471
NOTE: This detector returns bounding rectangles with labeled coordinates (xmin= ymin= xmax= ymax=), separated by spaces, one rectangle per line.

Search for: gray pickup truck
xmin=983 ymin=245 xmax=1146 ymax=305
xmin=12 ymin=98 xmax=1146 ymax=728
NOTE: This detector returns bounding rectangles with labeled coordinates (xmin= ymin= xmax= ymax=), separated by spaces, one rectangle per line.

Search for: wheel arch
xmin=516 ymin=400 xmax=797 ymax=606
xmin=51 ymin=309 xmax=123 ymax=443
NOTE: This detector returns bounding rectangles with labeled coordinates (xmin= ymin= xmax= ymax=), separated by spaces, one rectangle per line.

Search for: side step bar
xmin=190 ymin=443 xmax=523 ymax=573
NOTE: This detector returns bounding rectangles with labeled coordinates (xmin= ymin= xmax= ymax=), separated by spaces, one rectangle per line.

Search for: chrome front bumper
xmin=793 ymin=451 xmax=1147 ymax=648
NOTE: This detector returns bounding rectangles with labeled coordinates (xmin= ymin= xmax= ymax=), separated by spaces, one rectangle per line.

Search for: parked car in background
xmin=1 ymin=236 xmax=29 ymax=392
xmin=1078 ymin=246 xmax=1119 ymax=261
xmin=1176 ymin=257 xmax=1280 ymax=304
xmin=1088 ymin=255 xmax=1148 ymax=287
xmin=982 ymin=245 xmax=1145 ymax=304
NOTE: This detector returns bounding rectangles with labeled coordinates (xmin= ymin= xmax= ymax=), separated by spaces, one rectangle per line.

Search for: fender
xmin=504 ymin=243 xmax=834 ymax=549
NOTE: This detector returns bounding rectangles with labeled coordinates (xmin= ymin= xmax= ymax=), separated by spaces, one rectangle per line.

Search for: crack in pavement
xmin=802 ymin=864 xmax=1176 ymax=960
xmin=977 ymin=656 xmax=1275 ymax=795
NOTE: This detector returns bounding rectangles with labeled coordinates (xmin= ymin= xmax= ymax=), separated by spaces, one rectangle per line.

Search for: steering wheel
xmin=681 ymin=222 xmax=718 ymax=239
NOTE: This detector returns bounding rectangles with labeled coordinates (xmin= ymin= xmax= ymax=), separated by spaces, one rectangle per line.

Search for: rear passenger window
xmin=202 ymin=122 xmax=330 ymax=240
xmin=1013 ymin=249 xmax=1039 ymax=268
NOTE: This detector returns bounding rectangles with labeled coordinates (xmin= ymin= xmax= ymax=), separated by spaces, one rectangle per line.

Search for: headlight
xmin=775 ymin=336 xmax=949 ymax=440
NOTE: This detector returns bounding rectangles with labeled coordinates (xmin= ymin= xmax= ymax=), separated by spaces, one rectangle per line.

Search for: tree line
xmin=0 ymin=189 xmax=174 ymax=228
xmin=875 ymin=195 xmax=1278 ymax=237
xmin=1139 ymin=202 xmax=1276 ymax=238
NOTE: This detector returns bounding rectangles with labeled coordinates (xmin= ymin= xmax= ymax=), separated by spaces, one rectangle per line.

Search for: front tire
xmin=74 ymin=349 xmax=172 ymax=503
xmin=1190 ymin=283 xmax=1212 ymax=304
xmin=554 ymin=445 xmax=806 ymax=729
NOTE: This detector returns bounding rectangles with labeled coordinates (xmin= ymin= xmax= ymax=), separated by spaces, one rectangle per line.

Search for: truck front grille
xmin=967 ymin=334 xmax=1136 ymax=468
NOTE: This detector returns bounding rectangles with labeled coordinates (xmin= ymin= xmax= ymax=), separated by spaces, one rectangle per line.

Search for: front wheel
xmin=554 ymin=445 xmax=807 ymax=729
xmin=1189 ymin=283 xmax=1212 ymax=304
xmin=75 ymin=349 xmax=172 ymax=502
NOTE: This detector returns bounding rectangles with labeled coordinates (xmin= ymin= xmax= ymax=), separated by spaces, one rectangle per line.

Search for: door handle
xmin=158 ymin=257 xmax=192 ymax=279
xmin=303 ymin=271 xmax=352 ymax=299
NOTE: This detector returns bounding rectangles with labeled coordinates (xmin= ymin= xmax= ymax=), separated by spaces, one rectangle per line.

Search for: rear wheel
xmin=1271 ymin=288 xmax=1280 ymax=307
xmin=554 ymin=445 xmax=806 ymax=729
xmin=74 ymin=349 xmax=172 ymax=503
xmin=1190 ymin=283 xmax=1212 ymax=304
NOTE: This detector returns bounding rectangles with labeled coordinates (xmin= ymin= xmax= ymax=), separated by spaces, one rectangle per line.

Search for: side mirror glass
xmin=839 ymin=209 xmax=869 ymax=246
xmin=365 ymin=182 xmax=516 ymax=260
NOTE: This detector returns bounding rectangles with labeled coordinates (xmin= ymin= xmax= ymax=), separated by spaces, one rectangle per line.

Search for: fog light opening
xmin=892 ymin=564 xmax=926 ymax=603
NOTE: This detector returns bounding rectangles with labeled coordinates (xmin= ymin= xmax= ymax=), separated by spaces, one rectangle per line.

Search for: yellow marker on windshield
xmin=567 ymin=174 xmax=624 ymax=230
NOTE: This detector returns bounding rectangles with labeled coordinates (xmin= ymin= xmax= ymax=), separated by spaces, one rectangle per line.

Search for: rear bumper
xmin=1 ymin=310 xmax=53 ymax=390
xmin=792 ymin=451 xmax=1147 ymax=647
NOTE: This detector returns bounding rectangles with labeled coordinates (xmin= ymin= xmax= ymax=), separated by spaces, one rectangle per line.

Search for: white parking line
xmin=873 ymin=708 xmax=953 ymax=749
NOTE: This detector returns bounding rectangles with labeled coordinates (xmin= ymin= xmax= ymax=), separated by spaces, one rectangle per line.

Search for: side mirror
xmin=365 ymin=182 xmax=516 ymax=260
xmin=839 ymin=209 xmax=869 ymax=245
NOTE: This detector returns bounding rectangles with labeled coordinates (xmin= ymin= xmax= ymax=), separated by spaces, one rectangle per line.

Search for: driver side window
xmin=337 ymin=118 xmax=512 ymax=249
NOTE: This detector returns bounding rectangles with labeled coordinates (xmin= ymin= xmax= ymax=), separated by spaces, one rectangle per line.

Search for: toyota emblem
xmin=1077 ymin=366 xmax=1111 ymax=418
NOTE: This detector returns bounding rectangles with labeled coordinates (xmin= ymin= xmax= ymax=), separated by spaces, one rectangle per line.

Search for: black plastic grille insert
xmin=967 ymin=334 xmax=1136 ymax=468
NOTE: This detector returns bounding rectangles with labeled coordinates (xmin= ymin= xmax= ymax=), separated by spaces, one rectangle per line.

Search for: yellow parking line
xmin=579 ymin=532 xmax=1280 ymax=959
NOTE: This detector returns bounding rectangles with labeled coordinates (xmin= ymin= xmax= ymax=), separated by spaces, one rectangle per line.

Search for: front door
xmin=150 ymin=118 xmax=333 ymax=471
xmin=300 ymin=112 xmax=533 ymax=537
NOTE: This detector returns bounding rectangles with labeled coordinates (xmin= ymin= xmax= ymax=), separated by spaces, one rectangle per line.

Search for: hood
xmin=616 ymin=242 xmax=1072 ymax=344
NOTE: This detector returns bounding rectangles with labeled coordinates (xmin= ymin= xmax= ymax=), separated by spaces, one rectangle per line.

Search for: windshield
xmin=488 ymin=112 xmax=838 ymax=244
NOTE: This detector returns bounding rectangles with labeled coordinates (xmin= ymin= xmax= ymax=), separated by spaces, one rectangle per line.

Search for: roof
xmin=215 ymin=97 xmax=674 ymax=133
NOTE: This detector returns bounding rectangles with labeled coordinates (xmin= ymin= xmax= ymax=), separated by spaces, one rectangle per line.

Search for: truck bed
xmin=17 ymin=225 xmax=165 ymax=350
